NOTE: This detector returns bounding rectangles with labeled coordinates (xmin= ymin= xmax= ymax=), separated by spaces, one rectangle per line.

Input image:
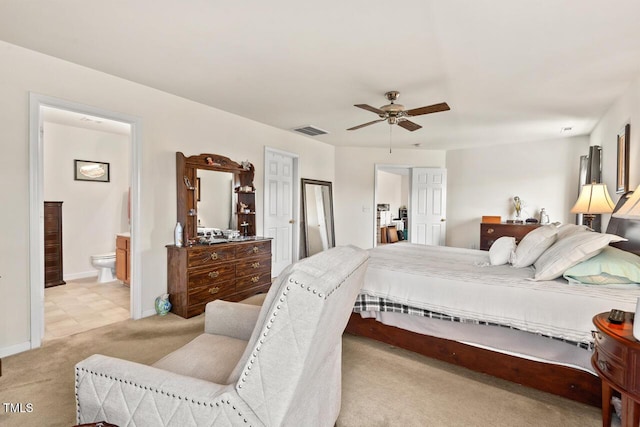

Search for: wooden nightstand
xmin=479 ymin=222 xmax=540 ymax=251
xmin=592 ymin=312 xmax=640 ymax=427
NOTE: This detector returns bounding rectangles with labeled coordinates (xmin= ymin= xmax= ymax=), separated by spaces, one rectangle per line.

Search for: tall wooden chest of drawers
xmin=44 ymin=201 xmax=66 ymax=288
xmin=167 ymin=238 xmax=272 ymax=318
xmin=479 ymin=222 xmax=541 ymax=251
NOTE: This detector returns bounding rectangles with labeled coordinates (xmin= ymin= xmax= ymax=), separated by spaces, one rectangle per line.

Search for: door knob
xmin=441 ymin=218 xmax=446 ymax=222
xmin=289 ymin=219 xmax=295 ymax=224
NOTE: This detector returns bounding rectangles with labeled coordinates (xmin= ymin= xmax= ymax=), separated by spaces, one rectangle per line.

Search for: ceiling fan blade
xmin=347 ymin=118 xmax=386 ymax=131
xmin=397 ymin=120 xmax=422 ymax=132
xmin=354 ymin=104 xmax=386 ymax=115
xmin=406 ymin=102 xmax=450 ymax=116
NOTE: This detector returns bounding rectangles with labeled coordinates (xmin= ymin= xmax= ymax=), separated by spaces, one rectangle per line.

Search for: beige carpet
xmin=0 ymin=313 xmax=602 ymax=426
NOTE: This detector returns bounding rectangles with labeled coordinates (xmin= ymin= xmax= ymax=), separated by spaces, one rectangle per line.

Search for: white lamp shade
xmin=613 ymin=185 xmax=640 ymax=219
xmin=570 ymin=183 xmax=615 ymax=214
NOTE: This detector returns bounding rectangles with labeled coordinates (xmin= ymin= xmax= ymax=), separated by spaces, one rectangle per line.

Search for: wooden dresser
xmin=479 ymin=222 xmax=541 ymax=250
xmin=167 ymin=238 xmax=272 ymax=318
xmin=44 ymin=201 xmax=65 ymax=288
xmin=592 ymin=312 xmax=640 ymax=427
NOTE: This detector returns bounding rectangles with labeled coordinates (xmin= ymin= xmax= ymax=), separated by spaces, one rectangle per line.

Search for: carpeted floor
xmin=0 ymin=313 xmax=603 ymax=426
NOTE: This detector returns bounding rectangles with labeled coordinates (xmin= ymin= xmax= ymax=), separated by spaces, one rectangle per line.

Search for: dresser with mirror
xmin=167 ymin=152 xmax=272 ymax=318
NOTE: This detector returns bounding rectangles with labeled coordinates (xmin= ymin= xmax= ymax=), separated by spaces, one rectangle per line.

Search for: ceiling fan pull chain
xmin=389 ymin=124 xmax=393 ymax=154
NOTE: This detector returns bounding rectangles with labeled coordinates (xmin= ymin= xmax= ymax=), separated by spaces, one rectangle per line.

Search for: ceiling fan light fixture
xmin=347 ymin=91 xmax=450 ymax=132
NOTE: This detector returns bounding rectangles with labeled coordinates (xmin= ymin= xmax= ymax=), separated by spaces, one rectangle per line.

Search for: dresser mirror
xmin=301 ymin=178 xmax=335 ymax=257
xmin=196 ymin=169 xmax=235 ymax=232
xmin=176 ymin=152 xmax=256 ymax=243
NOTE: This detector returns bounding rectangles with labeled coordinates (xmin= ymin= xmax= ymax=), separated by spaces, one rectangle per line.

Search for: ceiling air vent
xmin=292 ymin=125 xmax=329 ymax=136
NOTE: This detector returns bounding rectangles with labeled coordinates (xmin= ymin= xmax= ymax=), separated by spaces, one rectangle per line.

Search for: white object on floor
xmin=90 ymin=252 xmax=116 ymax=283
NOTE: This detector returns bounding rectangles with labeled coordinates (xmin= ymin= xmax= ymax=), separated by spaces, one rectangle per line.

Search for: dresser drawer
xmin=188 ymin=280 xmax=236 ymax=306
xmin=188 ymin=263 xmax=235 ymax=289
xmin=236 ymin=255 xmax=271 ymax=277
xmin=593 ymin=347 xmax=626 ymax=386
xmin=236 ymin=241 xmax=271 ymax=258
xmin=593 ymin=329 xmax=626 ymax=363
xmin=236 ymin=271 xmax=271 ymax=289
xmin=188 ymin=246 xmax=235 ymax=268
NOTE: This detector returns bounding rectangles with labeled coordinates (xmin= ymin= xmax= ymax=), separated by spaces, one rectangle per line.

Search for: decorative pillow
xmin=489 ymin=236 xmax=516 ymax=266
xmin=511 ymin=225 xmax=558 ymax=268
xmin=532 ymin=232 xmax=627 ymax=281
xmin=555 ymin=223 xmax=591 ymax=240
xmin=563 ymin=246 xmax=640 ymax=285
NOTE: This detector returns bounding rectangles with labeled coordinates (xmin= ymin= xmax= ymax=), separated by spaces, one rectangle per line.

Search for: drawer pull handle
xmin=208 ymin=286 xmax=220 ymax=294
xmin=252 ymin=246 xmax=259 ymax=254
xmin=208 ymin=271 xmax=219 ymax=279
xmin=597 ymin=360 xmax=609 ymax=371
xmin=209 ymin=252 xmax=218 ymax=260
xmin=251 ymin=276 xmax=260 ymax=283
xmin=487 ymin=228 xmax=494 ymax=234
xmin=252 ymin=262 xmax=260 ymax=268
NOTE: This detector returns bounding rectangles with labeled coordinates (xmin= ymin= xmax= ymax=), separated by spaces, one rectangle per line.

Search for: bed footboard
xmin=345 ymin=313 xmax=601 ymax=407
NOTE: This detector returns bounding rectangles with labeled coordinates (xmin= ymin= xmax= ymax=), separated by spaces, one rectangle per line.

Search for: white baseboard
xmin=141 ymin=308 xmax=157 ymax=318
xmin=0 ymin=341 xmax=32 ymax=358
xmin=63 ymin=271 xmax=98 ymax=281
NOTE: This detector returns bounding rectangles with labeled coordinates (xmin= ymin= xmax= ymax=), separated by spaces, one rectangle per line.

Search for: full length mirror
xmin=301 ymin=179 xmax=335 ymax=257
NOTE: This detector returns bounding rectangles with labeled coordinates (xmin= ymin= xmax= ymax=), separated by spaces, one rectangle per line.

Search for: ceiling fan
xmin=347 ymin=91 xmax=450 ymax=132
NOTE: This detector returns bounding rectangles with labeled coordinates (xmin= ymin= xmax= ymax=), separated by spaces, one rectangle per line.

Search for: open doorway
xmin=374 ymin=165 xmax=410 ymax=247
xmin=29 ymin=94 xmax=142 ymax=349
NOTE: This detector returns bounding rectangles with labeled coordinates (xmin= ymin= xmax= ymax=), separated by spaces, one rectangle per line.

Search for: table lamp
xmin=570 ymin=182 xmax=615 ymax=229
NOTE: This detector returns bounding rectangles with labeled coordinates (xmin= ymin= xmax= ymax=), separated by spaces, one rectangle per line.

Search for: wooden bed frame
xmin=345 ymin=192 xmax=640 ymax=408
xmin=345 ymin=313 xmax=601 ymax=406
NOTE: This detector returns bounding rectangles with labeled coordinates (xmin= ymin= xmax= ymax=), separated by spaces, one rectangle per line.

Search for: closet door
xmin=410 ymin=168 xmax=447 ymax=246
xmin=44 ymin=201 xmax=66 ymax=288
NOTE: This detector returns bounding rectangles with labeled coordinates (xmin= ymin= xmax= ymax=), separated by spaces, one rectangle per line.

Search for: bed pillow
xmin=511 ymin=224 xmax=558 ymax=268
xmin=532 ymin=232 xmax=627 ymax=281
xmin=562 ymin=246 xmax=640 ymax=285
xmin=489 ymin=236 xmax=516 ymax=265
xmin=555 ymin=223 xmax=591 ymax=240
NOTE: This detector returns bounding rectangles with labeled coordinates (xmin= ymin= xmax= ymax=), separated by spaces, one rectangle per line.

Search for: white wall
xmin=590 ymin=73 xmax=640 ymax=231
xmin=43 ymin=122 xmax=130 ymax=279
xmin=446 ymin=135 xmax=590 ymax=249
xmin=334 ymin=147 xmax=446 ymax=249
xmin=0 ymin=40 xmax=334 ymax=356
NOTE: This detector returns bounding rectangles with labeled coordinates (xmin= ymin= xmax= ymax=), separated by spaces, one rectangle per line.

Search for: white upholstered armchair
xmin=75 ymin=245 xmax=369 ymax=426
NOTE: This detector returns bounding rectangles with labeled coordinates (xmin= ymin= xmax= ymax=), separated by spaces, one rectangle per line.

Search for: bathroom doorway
xmin=29 ymin=94 xmax=142 ymax=348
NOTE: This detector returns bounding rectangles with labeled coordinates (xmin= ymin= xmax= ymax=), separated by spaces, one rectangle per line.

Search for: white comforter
xmin=363 ymin=243 xmax=640 ymax=344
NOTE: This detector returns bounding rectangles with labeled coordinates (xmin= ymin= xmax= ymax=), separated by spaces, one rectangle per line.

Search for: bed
xmin=345 ymin=195 xmax=640 ymax=407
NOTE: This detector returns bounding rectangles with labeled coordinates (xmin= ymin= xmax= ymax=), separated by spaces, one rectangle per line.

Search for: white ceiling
xmin=2 ymin=1 xmax=640 ymax=150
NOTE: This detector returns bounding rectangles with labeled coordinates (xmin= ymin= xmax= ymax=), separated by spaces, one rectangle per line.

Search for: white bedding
xmin=362 ymin=242 xmax=640 ymax=345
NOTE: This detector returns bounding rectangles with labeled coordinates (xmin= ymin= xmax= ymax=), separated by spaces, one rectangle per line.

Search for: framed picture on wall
xmin=74 ymin=159 xmax=110 ymax=182
xmin=616 ymin=124 xmax=631 ymax=193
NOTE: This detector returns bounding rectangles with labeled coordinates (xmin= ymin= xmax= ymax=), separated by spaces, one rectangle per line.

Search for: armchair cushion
xmin=204 ymin=299 xmax=261 ymax=340
xmin=152 ymin=334 xmax=247 ymax=384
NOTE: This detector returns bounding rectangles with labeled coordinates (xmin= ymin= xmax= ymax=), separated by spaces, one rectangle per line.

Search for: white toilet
xmin=91 ymin=252 xmax=116 ymax=283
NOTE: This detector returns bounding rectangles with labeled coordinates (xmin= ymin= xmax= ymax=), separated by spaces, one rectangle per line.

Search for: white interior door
xmin=264 ymin=148 xmax=298 ymax=276
xmin=410 ymin=168 xmax=447 ymax=245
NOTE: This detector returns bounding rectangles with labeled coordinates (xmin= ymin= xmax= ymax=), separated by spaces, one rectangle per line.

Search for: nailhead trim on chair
xmin=236 ymin=270 xmax=357 ymax=392
xmin=76 ymin=367 xmax=253 ymax=425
